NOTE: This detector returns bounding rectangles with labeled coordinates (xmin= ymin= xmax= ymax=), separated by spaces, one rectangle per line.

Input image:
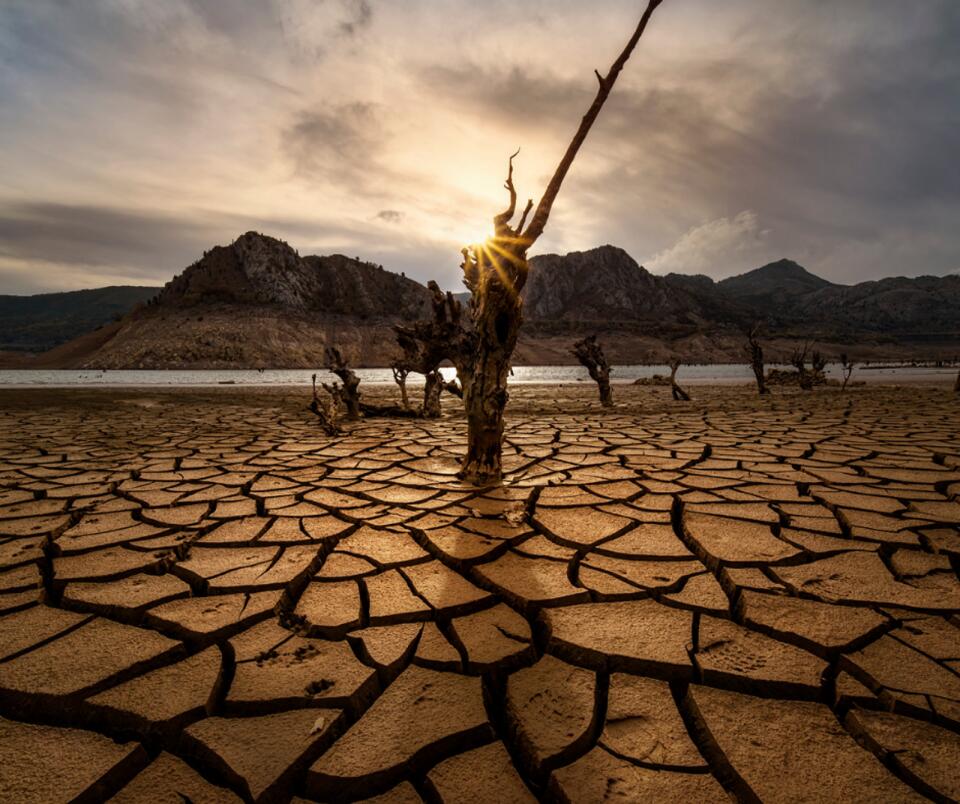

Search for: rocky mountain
xmin=156 ymin=231 xmax=431 ymax=319
xmin=718 ymin=259 xmax=835 ymax=305
xmin=9 ymin=233 xmax=434 ymax=369
xmin=524 ymin=246 xmax=703 ymax=323
xmin=3 ymin=234 xmax=958 ymax=368
xmin=0 ymin=285 xmax=159 ymax=352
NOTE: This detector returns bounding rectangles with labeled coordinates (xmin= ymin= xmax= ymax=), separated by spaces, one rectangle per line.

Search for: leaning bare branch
xmin=523 ymin=0 xmax=665 ymax=244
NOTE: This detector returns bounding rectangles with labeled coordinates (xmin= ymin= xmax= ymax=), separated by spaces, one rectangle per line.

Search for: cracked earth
xmin=1 ymin=385 xmax=958 ymax=803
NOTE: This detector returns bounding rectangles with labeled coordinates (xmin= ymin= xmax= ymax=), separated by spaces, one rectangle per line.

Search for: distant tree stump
xmin=670 ymin=360 xmax=691 ymax=401
xmin=747 ymin=324 xmax=769 ymax=396
xmin=391 ymin=364 xmax=410 ymax=409
xmin=572 ymin=335 xmax=613 ymax=406
xmin=325 ymin=347 xmax=362 ymax=419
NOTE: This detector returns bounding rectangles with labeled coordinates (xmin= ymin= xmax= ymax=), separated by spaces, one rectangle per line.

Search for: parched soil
xmin=0 ymin=384 xmax=958 ymax=802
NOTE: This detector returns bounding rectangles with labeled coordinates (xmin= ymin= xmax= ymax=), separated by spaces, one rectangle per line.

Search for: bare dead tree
xmin=391 ymin=363 xmax=410 ymax=409
xmin=840 ymin=353 xmax=855 ymax=392
xmin=811 ymin=350 xmax=827 ymax=378
xmin=572 ymin=335 xmax=613 ymax=406
xmin=308 ymin=373 xmax=340 ymax=436
xmin=791 ymin=344 xmax=813 ymax=391
xmin=449 ymin=0 xmax=667 ymax=482
xmin=394 ymin=281 xmax=470 ymax=417
xmin=669 ymin=359 xmax=691 ymax=401
xmin=324 ymin=347 xmax=362 ymax=419
xmin=746 ymin=324 xmax=769 ymax=396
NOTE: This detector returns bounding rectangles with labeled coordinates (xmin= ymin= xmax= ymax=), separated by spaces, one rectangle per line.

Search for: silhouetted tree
xmin=746 ymin=324 xmax=769 ymax=396
xmin=669 ymin=359 xmax=691 ymax=401
xmin=572 ymin=335 xmax=613 ymax=406
xmin=840 ymin=353 xmax=855 ymax=392
xmin=791 ymin=345 xmax=813 ymax=391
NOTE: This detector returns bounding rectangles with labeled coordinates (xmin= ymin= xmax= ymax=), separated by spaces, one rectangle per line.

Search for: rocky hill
xmin=3 ymin=234 xmax=958 ymax=368
xmin=13 ymin=233 xmax=434 ymax=369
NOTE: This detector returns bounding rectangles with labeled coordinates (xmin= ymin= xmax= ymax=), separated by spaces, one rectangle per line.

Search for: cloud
xmin=375 ymin=209 xmax=403 ymax=223
xmin=0 ymin=0 xmax=958 ymax=293
xmin=281 ymin=102 xmax=383 ymax=182
xmin=646 ymin=211 xmax=773 ymax=278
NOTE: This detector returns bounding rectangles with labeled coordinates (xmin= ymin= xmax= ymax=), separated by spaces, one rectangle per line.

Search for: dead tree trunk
xmin=325 ymin=347 xmax=362 ymax=419
xmin=423 ymin=371 xmax=443 ymax=418
xmin=443 ymin=377 xmax=463 ymax=399
xmin=791 ymin=345 xmax=812 ymax=391
xmin=840 ymin=353 xmax=855 ymax=392
xmin=954 ymin=368 xmax=959 ymax=394
xmin=746 ymin=324 xmax=769 ymax=396
xmin=391 ymin=364 xmax=410 ymax=409
xmin=308 ymin=373 xmax=340 ymax=436
xmin=572 ymin=335 xmax=613 ymax=406
xmin=670 ymin=360 xmax=691 ymax=401
xmin=455 ymin=0 xmax=666 ymax=483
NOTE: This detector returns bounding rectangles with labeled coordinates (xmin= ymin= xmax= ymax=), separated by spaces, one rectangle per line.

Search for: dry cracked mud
xmin=0 ymin=384 xmax=958 ymax=803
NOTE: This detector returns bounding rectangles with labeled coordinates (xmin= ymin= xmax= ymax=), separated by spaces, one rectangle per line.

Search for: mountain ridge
xmin=3 ymin=233 xmax=958 ymax=367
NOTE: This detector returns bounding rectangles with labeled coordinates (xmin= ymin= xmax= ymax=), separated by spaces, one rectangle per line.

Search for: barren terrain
xmin=0 ymin=384 xmax=958 ymax=802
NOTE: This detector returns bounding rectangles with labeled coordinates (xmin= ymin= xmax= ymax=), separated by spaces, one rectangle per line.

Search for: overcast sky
xmin=1 ymin=0 xmax=958 ymax=294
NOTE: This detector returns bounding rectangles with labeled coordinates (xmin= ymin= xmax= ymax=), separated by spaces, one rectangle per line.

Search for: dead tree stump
xmin=670 ymin=360 xmax=691 ymax=401
xmin=791 ymin=346 xmax=813 ymax=391
xmin=308 ymin=373 xmax=340 ymax=436
xmin=391 ymin=364 xmax=410 ymax=409
xmin=572 ymin=335 xmax=613 ymax=406
xmin=423 ymin=371 xmax=443 ymax=418
xmin=325 ymin=347 xmax=362 ymax=419
xmin=840 ymin=353 xmax=855 ymax=392
xmin=747 ymin=324 xmax=769 ymax=396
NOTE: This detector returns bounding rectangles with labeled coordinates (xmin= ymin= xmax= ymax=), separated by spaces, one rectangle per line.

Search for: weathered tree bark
xmin=423 ymin=371 xmax=443 ymax=418
xmin=840 ymin=353 xmax=855 ymax=392
xmin=455 ymin=0 xmax=666 ymax=483
xmin=746 ymin=324 xmax=769 ymax=396
xmin=325 ymin=347 xmax=362 ymax=419
xmin=391 ymin=364 xmax=410 ymax=409
xmin=308 ymin=373 xmax=340 ymax=436
xmin=572 ymin=335 xmax=613 ymax=406
xmin=670 ymin=360 xmax=691 ymax=401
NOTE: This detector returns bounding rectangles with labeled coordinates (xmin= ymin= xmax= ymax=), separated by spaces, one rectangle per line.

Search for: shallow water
xmin=0 ymin=364 xmax=955 ymax=387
